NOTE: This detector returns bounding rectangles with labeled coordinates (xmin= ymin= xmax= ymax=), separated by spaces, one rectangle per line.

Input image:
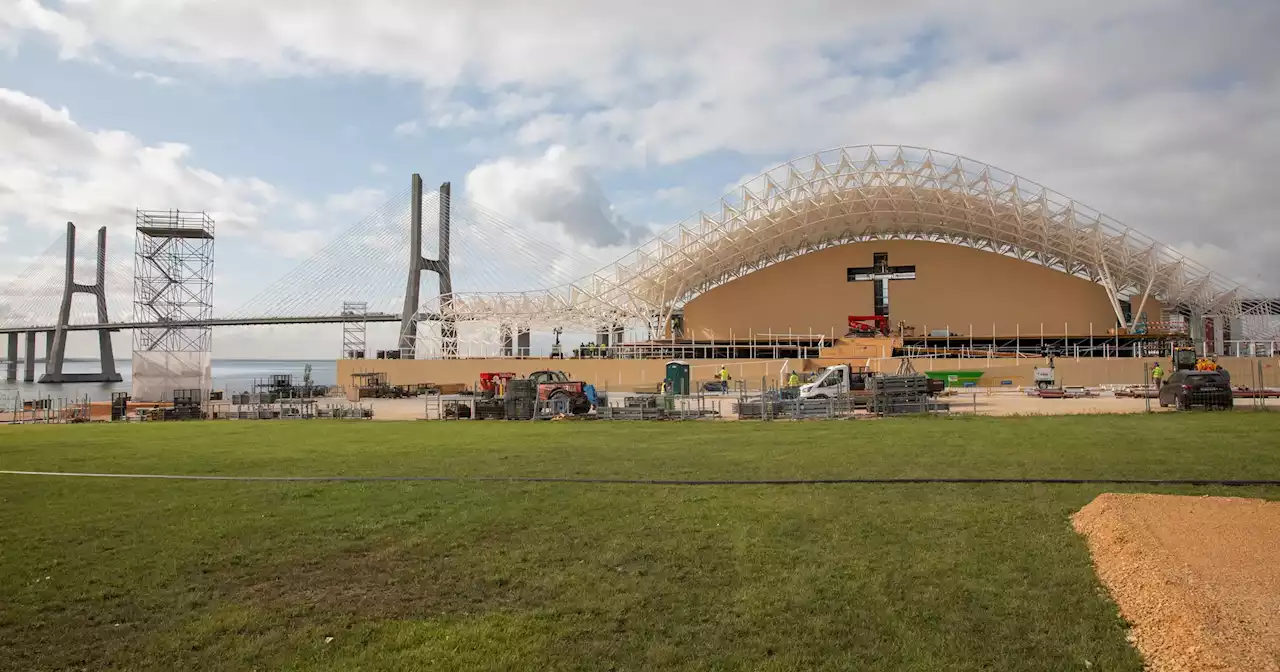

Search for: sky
xmin=0 ymin=0 xmax=1278 ymax=358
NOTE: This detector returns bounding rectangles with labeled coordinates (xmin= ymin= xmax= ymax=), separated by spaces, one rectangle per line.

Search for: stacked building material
xmin=599 ymin=405 xmax=668 ymax=420
xmin=868 ymin=374 xmax=947 ymax=415
xmin=736 ymin=397 xmax=860 ymax=420
xmin=504 ymin=379 xmax=537 ymax=420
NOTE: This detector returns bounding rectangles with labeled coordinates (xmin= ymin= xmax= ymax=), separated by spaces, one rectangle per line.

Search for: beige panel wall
xmin=339 ymin=355 xmax=1280 ymax=395
xmin=682 ymin=240 xmax=1163 ymax=339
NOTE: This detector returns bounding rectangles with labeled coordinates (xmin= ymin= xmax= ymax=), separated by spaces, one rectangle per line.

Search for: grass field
xmin=2 ymin=414 xmax=1278 ymax=671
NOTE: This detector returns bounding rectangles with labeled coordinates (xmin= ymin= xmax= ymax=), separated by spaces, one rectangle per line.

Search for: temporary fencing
xmin=1 ymin=394 xmax=92 ymax=424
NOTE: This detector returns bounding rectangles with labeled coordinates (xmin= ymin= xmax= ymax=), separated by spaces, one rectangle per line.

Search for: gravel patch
xmin=1073 ymin=493 xmax=1280 ymax=672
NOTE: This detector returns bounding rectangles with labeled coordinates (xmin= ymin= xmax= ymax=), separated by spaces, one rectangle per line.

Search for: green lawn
xmin=2 ymin=414 xmax=1277 ymax=671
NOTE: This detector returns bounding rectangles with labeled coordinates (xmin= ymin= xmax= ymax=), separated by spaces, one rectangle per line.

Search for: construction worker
xmin=1207 ymin=356 xmax=1229 ymax=380
xmin=788 ymin=370 xmax=800 ymax=387
xmin=1151 ymin=362 xmax=1164 ymax=390
xmin=718 ymin=365 xmax=730 ymax=392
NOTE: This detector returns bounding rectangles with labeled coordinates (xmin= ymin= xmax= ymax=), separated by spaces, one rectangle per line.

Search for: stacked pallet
xmin=599 ymin=405 xmax=668 ymax=420
xmin=868 ymin=374 xmax=946 ymax=415
xmin=504 ymin=379 xmax=537 ymax=420
xmin=735 ymin=397 xmax=859 ymax=420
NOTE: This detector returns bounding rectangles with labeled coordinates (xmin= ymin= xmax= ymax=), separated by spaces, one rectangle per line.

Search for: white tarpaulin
xmin=131 ymin=351 xmax=211 ymax=402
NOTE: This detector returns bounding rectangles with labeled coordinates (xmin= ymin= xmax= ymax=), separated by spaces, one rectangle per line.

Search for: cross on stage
xmin=847 ymin=252 xmax=917 ymax=318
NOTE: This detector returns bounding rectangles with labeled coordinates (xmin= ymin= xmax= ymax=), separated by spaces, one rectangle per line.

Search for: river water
xmin=0 ymin=359 xmax=338 ymax=402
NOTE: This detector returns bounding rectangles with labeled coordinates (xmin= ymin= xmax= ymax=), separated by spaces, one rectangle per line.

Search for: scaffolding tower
xmin=132 ymin=210 xmax=215 ymax=401
xmin=341 ymin=301 xmax=368 ymax=358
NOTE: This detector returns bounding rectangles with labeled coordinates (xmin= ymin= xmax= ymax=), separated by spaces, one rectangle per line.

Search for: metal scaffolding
xmin=132 ymin=209 xmax=215 ymax=401
xmin=341 ymin=301 xmax=368 ymax=358
xmin=437 ymin=145 xmax=1264 ymax=334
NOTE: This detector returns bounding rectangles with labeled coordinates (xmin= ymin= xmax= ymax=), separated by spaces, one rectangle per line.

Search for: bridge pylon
xmin=398 ymin=175 xmax=455 ymax=358
xmin=39 ymin=222 xmax=123 ymax=383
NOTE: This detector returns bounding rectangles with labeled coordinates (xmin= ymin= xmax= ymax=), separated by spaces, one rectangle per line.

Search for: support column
xmin=40 ymin=222 xmax=123 ymax=383
xmin=1211 ymin=315 xmax=1225 ymax=357
xmin=43 ymin=330 xmax=53 ymax=376
xmin=398 ymin=174 xmax=424 ymax=354
xmin=516 ymin=327 xmax=530 ymax=357
xmin=500 ymin=324 xmax=513 ymax=356
xmin=1190 ymin=310 xmax=1206 ymax=355
xmin=4 ymin=333 xmax=16 ymax=382
xmin=436 ymin=182 xmax=457 ymax=358
xmin=398 ymin=177 xmax=455 ymax=359
xmin=23 ymin=331 xmax=36 ymax=382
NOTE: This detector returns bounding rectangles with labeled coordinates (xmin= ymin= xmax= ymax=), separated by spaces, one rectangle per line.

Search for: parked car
xmin=1158 ymin=370 xmax=1233 ymax=410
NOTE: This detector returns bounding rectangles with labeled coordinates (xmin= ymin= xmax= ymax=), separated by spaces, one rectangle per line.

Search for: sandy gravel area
xmin=1073 ymin=493 xmax=1280 ymax=672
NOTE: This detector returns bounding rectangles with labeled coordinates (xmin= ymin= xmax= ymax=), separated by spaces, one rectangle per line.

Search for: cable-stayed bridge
xmin=0 ymin=174 xmax=617 ymax=383
xmin=5 ymin=145 xmax=1279 ymax=386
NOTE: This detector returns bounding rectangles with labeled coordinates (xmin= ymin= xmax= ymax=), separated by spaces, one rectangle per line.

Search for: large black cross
xmin=847 ymin=252 xmax=917 ymax=317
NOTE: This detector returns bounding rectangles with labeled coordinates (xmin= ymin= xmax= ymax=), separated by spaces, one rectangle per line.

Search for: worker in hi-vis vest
xmin=1151 ymin=362 xmax=1164 ymax=389
xmin=718 ymin=365 xmax=730 ymax=391
xmin=788 ymin=371 xmax=800 ymax=387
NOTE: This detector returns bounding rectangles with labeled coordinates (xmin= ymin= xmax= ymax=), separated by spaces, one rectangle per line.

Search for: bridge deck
xmin=0 ymin=313 xmax=436 ymax=335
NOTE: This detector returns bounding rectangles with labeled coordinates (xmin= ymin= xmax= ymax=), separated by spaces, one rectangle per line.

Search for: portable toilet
xmin=665 ymin=360 xmax=691 ymax=395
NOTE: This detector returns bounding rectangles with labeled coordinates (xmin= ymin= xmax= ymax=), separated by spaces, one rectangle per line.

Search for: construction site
xmin=4 ymin=146 xmax=1279 ymax=423
xmin=324 ymin=147 xmax=1278 ymax=418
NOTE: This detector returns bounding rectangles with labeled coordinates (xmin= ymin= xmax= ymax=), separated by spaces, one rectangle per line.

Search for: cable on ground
xmin=2 ymin=470 xmax=1278 ymax=486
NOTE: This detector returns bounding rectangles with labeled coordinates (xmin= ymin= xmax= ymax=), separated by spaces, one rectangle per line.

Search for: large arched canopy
xmin=447 ymin=145 xmax=1267 ymax=332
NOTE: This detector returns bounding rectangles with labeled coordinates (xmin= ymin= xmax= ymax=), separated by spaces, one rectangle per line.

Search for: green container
xmin=665 ymin=361 xmax=691 ymax=395
xmin=924 ymin=370 xmax=985 ymax=387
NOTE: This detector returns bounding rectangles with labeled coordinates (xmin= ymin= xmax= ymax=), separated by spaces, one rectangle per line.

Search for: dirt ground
xmin=1073 ymin=493 xmax=1280 ymax=672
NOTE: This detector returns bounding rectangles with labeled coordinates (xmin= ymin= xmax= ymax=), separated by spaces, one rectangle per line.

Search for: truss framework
xmin=438 ymin=145 xmax=1264 ymax=333
xmin=133 ymin=210 xmax=215 ymax=352
xmin=341 ymin=301 xmax=368 ymax=358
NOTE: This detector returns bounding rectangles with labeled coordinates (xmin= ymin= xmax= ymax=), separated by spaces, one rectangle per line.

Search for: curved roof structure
xmin=447 ymin=144 xmax=1269 ymax=332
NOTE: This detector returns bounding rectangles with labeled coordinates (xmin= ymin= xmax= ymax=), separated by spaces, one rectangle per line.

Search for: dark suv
xmin=1159 ymin=370 xmax=1233 ymax=410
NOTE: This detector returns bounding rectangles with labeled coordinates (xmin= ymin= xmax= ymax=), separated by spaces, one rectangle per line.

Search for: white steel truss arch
xmin=442 ymin=145 xmax=1265 ymax=332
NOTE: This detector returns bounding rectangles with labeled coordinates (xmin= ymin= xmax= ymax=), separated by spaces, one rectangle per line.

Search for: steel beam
xmin=0 ymin=312 xmax=435 ymax=335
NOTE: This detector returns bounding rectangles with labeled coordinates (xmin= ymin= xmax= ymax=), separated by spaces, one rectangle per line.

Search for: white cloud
xmin=369 ymin=162 xmax=387 ymax=175
xmin=653 ymin=186 xmax=688 ymax=204
xmin=464 ymin=146 xmax=646 ymax=247
xmin=0 ymin=0 xmax=92 ymax=58
xmin=0 ymin=87 xmax=280 ymax=237
xmin=258 ymin=229 xmax=331 ymax=260
xmin=324 ymin=187 xmax=386 ymax=215
xmin=129 ymin=70 xmax=176 ymax=86
xmin=4 ymin=0 xmax=1280 ymax=293
xmin=392 ymin=120 xmax=420 ymax=137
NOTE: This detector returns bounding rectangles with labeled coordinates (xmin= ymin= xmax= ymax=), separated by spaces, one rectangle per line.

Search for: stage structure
xmin=131 ymin=210 xmax=215 ymax=401
xmin=427 ymin=145 xmax=1274 ymax=355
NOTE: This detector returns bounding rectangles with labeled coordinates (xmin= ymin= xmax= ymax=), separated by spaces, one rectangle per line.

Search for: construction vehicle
xmin=846 ymin=315 xmax=890 ymax=337
xmin=1032 ymin=352 xmax=1057 ymax=390
xmin=800 ymin=362 xmax=948 ymax=401
xmin=478 ymin=372 xmax=517 ymax=398
xmin=799 ymin=364 xmax=875 ymax=401
xmin=1172 ymin=341 xmax=1198 ymax=371
xmin=528 ymin=370 xmax=593 ymax=414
